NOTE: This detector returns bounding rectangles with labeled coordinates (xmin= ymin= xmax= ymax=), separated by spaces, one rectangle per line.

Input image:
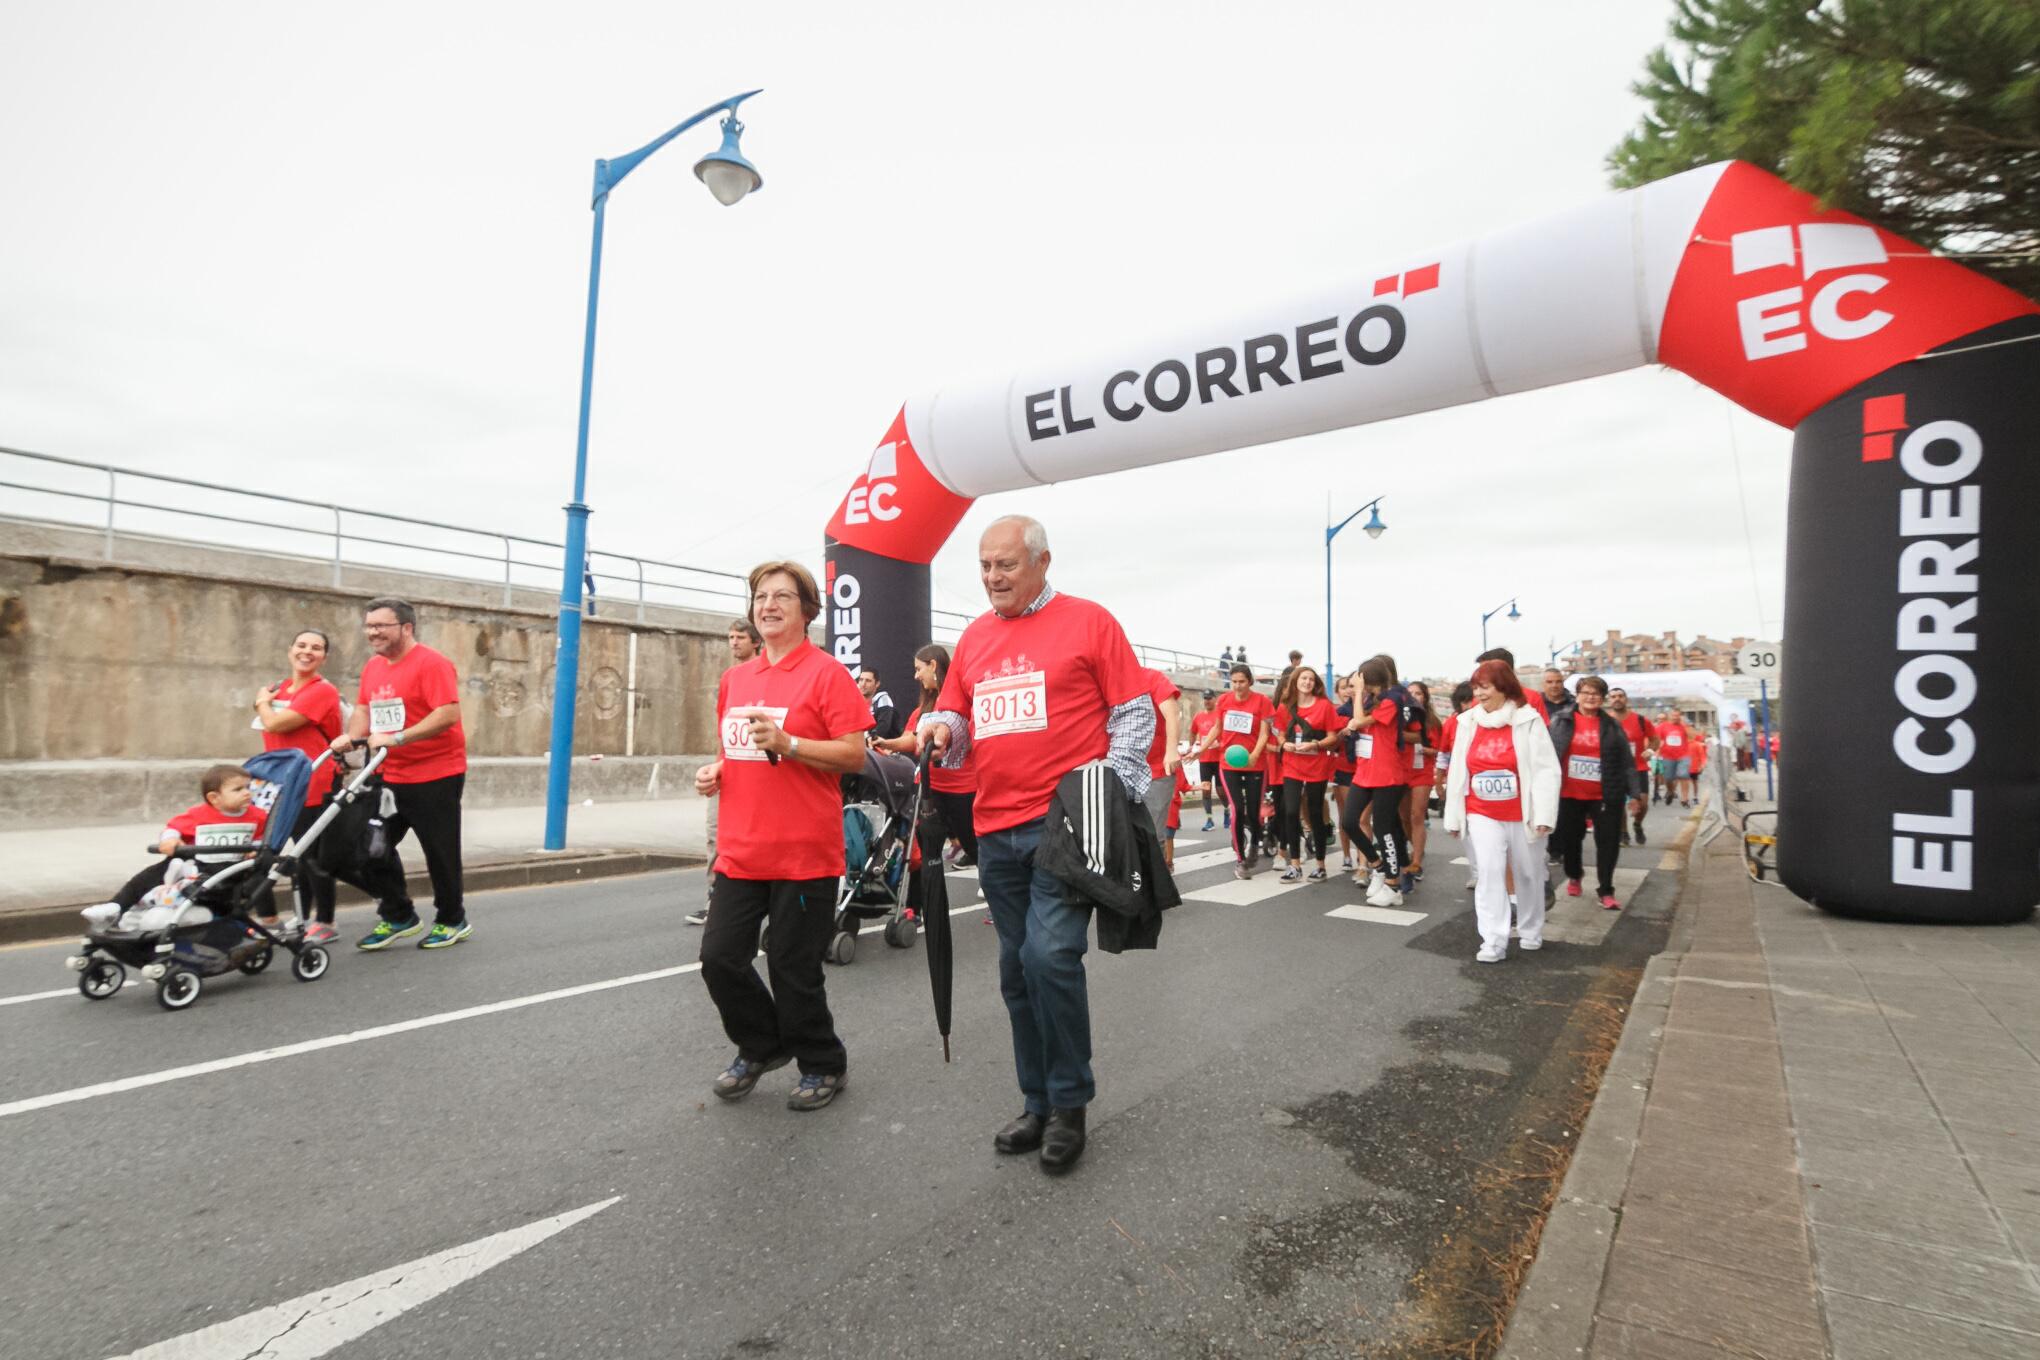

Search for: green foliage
xmin=1611 ymin=0 xmax=2040 ymax=298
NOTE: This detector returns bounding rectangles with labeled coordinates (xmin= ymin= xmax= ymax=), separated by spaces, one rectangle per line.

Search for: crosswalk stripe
xmin=1325 ymin=904 xmax=1428 ymax=926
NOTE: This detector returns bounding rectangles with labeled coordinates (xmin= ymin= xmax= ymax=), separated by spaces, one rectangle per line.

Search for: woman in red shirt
xmin=1549 ymin=676 xmax=1635 ymax=909
xmin=875 ymin=644 xmax=978 ymax=867
xmin=1401 ymin=680 xmax=1442 ymax=882
xmin=251 ymin=629 xmax=346 ymax=941
xmin=1277 ymin=666 xmax=1341 ymax=882
xmin=1343 ymin=658 xmax=1413 ymax=907
xmin=1193 ymin=663 xmax=1273 ymax=878
xmin=695 ymin=562 xmax=873 ymax=1112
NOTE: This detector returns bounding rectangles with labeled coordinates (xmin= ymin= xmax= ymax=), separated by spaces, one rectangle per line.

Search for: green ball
xmin=1224 ymin=745 xmax=1252 ymax=770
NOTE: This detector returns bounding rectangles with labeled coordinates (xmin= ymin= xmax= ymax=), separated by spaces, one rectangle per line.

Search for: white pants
xmin=1467 ymin=814 xmax=1545 ymax=951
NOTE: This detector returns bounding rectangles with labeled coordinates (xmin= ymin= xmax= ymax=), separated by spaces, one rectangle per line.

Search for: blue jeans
xmin=977 ymin=817 xmax=1095 ymax=1114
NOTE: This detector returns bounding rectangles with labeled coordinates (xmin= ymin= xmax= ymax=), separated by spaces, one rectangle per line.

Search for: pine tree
xmin=1610 ymin=0 xmax=2040 ymax=299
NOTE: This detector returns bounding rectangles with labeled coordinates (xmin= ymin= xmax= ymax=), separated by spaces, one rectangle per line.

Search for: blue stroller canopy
xmin=243 ymin=749 xmax=314 ymax=850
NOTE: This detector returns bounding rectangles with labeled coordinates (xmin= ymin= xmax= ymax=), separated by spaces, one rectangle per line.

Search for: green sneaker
xmin=419 ymin=922 xmax=473 ymax=950
xmin=356 ymin=917 xmax=422 ymax=951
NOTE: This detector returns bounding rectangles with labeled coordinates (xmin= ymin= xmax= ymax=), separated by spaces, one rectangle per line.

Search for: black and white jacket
xmin=1037 ymin=761 xmax=1181 ymax=953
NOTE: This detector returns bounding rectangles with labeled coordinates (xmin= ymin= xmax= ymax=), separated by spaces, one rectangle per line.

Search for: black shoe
xmin=993 ymin=1111 xmax=1045 ymax=1154
xmin=1040 ymin=1107 xmax=1087 ymax=1174
xmin=1633 ymin=817 xmax=1647 ymax=845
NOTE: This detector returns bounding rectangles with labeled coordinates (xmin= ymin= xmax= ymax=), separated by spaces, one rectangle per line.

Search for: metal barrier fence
xmin=1 ymin=445 xmax=1226 ymax=672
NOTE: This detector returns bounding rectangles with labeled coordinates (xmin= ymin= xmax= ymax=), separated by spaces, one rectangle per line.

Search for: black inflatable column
xmin=1779 ymin=316 xmax=2040 ymax=923
xmin=823 ymin=537 xmax=931 ymax=724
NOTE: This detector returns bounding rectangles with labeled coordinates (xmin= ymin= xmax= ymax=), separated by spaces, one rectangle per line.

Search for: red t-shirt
xmin=1143 ymin=669 xmax=1180 ymax=779
xmin=1407 ymin=711 xmax=1441 ymax=786
xmin=1356 ymin=696 xmax=1405 ymax=788
xmin=1690 ymin=736 xmax=1709 ymax=772
xmin=1211 ymin=689 xmax=1275 ymax=774
xmin=935 ymin=594 xmax=1147 ymax=835
xmin=1561 ymin=718 xmax=1605 ymax=801
xmin=1522 ymin=690 xmax=1551 ymax=723
xmin=1617 ymin=711 xmax=1652 ymax=772
xmin=358 ymin=644 xmax=466 ymax=784
xmin=1464 ymin=723 xmax=1525 ymax=822
xmin=1281 ymin=697 xmax=1340 ymax=782
xmin=260 ymin=675 xmax=343 ymax=762
xmin=1190 ymin=710 xmax=1219 ymax=770
xmin=715 ymin=640 xmax=874 ymax=880
xmin=1656 ymin=720 xmax=1691 ymax=758
xmin=163 ymin=801 xmax=268 ymax=857
xmin=1165 ymin=765 xmax=1190 ymax=830
xmin=1436 ymin=711 xmax=1462 ymax=778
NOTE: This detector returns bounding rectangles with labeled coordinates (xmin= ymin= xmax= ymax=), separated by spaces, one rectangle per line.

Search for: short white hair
xmin=983 ymin=514 xmax=1050 ymax=564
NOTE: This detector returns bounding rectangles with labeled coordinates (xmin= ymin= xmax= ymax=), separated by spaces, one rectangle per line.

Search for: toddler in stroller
xmin=68 ymin=747 xmax=386 ymax=1011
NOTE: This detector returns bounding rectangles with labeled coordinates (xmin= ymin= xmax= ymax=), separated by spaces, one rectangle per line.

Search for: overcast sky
xmin=0 ymin=1 xmax=1789 ymax=680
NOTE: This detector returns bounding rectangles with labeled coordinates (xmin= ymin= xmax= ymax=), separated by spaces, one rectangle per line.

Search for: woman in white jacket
xmin=1442 ymin=660 xmax=1562 ymax=962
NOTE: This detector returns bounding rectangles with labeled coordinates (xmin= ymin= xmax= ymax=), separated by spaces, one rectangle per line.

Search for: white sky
xmin=0 ymin=1 xmax=1789 ymax=679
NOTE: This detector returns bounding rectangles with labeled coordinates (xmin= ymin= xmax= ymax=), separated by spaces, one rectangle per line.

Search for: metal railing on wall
xmin=1 ymin=445 xmax=1227 ymax=672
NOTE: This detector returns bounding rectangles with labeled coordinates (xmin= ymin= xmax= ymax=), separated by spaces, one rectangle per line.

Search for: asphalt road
xmin=0 ymin=803 xmax=1686 ymax=1359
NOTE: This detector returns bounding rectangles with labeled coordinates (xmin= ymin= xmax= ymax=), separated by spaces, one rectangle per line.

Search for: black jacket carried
xmin=1546 ymin=708 xmax=1634 ymax=808
xmin=1038 ymin=761 xmax=1181 ymax=953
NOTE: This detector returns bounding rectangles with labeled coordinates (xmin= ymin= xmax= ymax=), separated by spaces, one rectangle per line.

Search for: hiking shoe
xmin=787 ymin=1071 xmax=846 ymax=1112
xmin=357 ymin=917 xmax=421 ymax=951
xmin=419 ymin=922 xmax=472 ymax=950
xmin=1600 ymin=894 xmax=1622 ymax=910
xmin=1306 ymin=866 xmax=1327 ymax=881
xmin=1566 ymin=878 xmax=1583 ymax=897
xmin=713 ymin=1053 xmax=791 ymax=1101
xmin=683 ymin=908 xmax=709 ymax=926
xmin=1279 ymin=866 xmax=1301 ymax=882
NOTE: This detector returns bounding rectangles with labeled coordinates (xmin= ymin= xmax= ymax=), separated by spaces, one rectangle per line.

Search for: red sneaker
xmin=1565 ymin=878 xmax=1582 ymax=897
xmin=1599 ymin=894 xmax=1621 ymax=911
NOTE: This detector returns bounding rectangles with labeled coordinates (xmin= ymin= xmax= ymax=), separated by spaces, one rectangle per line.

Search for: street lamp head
xmin=1507 ymin=600 xmax=1521 ymax=621
xmin=1361 ymin=505 xmax=1386 ymax=540
xmin=693 ymin=114 xmax=762 ymax=206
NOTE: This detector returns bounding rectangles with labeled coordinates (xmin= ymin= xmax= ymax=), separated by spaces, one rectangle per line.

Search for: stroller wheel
xmin=826 ymin=930 xmax=856 ymax=966
xmin=291 ymin=946 xmax=331 ymax=982
xmin=78 ymin=959 xmax=126 ymax=1000
xmin=156 ymin=969 xmax=203 ymax=1012
xmin=237 ymin=948 xmax=274 ymax=976
xmin=833 ymin=909 xmax=856 ymax=936
xmin=883 ymin=917 xmax=918 ymax=950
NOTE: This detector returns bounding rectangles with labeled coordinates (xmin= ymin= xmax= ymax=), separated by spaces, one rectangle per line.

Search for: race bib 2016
xmin=369 ymin=699 xmax=406 ymax=734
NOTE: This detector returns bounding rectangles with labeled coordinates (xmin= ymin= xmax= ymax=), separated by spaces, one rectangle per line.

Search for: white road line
xmin=2 ymin=901 xmax=993 ymax=1122
xmin=1170 ymin=848 xmax=1239 ymax=874
xmin=106 ymin=1196 xmax=621 ymax=1359
xmin=1183 ymin=874 xmax=1312 ymax=906
xmin=1325 ymin=904 xmax=1428 ymax=926
xmin=0 ymin=987 xmax=77 ymax=1007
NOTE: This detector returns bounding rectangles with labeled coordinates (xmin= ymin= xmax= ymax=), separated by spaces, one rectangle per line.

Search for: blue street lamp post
xmin=1325 ymin=497 xmax=1386 ymax=679
xmin=544 ymin=90 xmax=765 ymax=852
xmin=1480 ymin=597 xmax=1521 ymax=653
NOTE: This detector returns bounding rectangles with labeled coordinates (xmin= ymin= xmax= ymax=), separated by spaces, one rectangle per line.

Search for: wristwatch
xmin=393 ymin=732 xmax=409 ymax=746
xmin=787 ymin=736 xmax=802 ymax=761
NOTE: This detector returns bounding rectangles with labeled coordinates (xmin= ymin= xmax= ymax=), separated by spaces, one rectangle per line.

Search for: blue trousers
xmin=976 ymin=817 xmax=1095 ymax=1114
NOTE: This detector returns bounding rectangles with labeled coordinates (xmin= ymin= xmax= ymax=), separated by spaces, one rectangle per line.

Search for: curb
xmin=1496 ymin=807 xmax=1704 ymax=1360
xmin=0 ymin=849 xmax=703 ymax=947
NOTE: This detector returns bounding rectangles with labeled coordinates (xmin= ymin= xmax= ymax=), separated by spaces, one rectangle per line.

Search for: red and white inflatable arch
xmin=826 ymin=161 xmax=2038 ymax=924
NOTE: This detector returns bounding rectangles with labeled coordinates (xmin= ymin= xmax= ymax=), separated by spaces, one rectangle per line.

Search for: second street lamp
xmin=1480 ymin=597 xmax=1521 ymax=653
xmin=544 ymin=89 xmax=764 ymax=853
xmin=1326 ymin=496 xmax=1387 ymax=679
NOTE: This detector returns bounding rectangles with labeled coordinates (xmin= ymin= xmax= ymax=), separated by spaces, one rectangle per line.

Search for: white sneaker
xmin=1476 ymin=944 xmax=1506 ymax=963
xmin=1365 ymin=879 xmax=1404 ymax=908
xmin=1519 ymin=938 xmax=1543 ymax=952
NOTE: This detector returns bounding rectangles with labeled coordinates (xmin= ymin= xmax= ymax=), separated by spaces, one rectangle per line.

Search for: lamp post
xmin=1325 ymin=496 xmax=1386 ymax=679
xmin=544 ymin=89 xmax=765 ymax=852
xmin=1480 ymin=597 xmax=1520 ymax=653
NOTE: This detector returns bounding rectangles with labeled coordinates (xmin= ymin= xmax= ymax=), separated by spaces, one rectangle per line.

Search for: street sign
xmin=1737 ymin=641 xmax=1782 ymax=679
xmin=1723 ymin=676 xmax=1761 ymax=701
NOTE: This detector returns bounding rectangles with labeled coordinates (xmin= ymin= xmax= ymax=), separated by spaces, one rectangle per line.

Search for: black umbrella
xmin=910 ymin=745 xmax=953 ymax=1061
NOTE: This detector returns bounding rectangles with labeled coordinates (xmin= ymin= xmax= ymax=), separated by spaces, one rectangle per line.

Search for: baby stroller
xmin=66 ymin=746 xmax=388 ymax=1012
xmin=821 ymin=748 xmax=933 ymax=966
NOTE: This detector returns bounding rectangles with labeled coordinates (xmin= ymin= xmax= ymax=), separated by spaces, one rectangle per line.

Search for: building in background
xmin=1564 ymin=630 xmax=1750 ymax=677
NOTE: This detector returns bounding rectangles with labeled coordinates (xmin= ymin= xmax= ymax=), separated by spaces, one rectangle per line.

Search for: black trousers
xmin=1280 ymin=778 xmax=1330 ymax=861
xmin=371 ymin=773 xmax=465 ymax=926
xmin=1345 ymin=782 xmax=1407 ymax=878
xmin=287 ymin=801 xmax=338 ymax=922
xmin=1220 ymin=769 xmax=1265 ymax=861
xmin=1556 ymin=797 xmax=1622 ymax=895
xmin=929 ymin=788 xmax=978 ymax=864
xmin=699 ymin=874 xmax=847 ymax=1076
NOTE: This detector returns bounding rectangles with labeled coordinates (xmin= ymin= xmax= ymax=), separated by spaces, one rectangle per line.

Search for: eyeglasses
xmin=364 ymin=623 xmax=402 ymax=632
xmin=751 ymin=590 xmax=802 ymax=607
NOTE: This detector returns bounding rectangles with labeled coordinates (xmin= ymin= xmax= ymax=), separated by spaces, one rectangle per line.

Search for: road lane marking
xmin=1 ymin=900 xmax=994 ymax=1121
xmin=106 ymin=1196 xmax=621 ymax=1358
xmin=1325 ymin=904 xmax=1428 ymax=926
xmin=1183 ymin=874 xmax=1312 ymax=906
xmin=1 ymin=987 xmax=76 ymax=1007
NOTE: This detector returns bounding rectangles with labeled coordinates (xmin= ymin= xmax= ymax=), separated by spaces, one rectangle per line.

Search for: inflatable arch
xmin=823 ymin=161 xmax=2038 ymax=925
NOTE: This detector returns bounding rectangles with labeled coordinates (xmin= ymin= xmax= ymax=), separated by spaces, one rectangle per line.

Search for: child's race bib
xmin=194 ymin=823 xmax=253 ymax=851
xmin=974 ymin=672 xmax=1047 ymax=739
xmin=721 ymin=706 xmax=790 ymax=762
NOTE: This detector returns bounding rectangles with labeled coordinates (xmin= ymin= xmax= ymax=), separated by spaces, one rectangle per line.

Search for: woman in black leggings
xmin=1277 ymin=666 xmax=1340 ymax=881
xmin=1342 ymin=657 xmax=1413 ymax=908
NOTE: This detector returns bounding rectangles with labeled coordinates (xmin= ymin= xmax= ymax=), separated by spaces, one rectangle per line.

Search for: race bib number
xmin=1663 ymin=731 xmax=1683 ymax=748
xmin=1411 ymin=748 xmax=1426 ymax=771
xmin=369 ymin=699 xmax=406 ymax=734
xmin=1471 ymin=769 xmax=1520 ymax=802
xmin=248 ymin=779 xmax=282 ymax=812
xmin=1567 ymin=755 xmax=1601 ymax=783
xmin=1221 ymin=709 xmax=1254 ymax=735
xmin=1356 ymin=734 xmax=1374 ymax=760
xmin=721 ymin=706 xmax=789 ymax=762
xmin=194 ymin=823 xmax=253 ymax=850
xmin=974 ymin=671 xmax=1047 ymax=739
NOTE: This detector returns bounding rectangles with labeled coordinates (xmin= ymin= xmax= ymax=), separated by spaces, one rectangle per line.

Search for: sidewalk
xmin=3 ymin=796 xmax=708 ymax=942
xmin=1505 ymin=775 xmax=2040 ymax=1359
